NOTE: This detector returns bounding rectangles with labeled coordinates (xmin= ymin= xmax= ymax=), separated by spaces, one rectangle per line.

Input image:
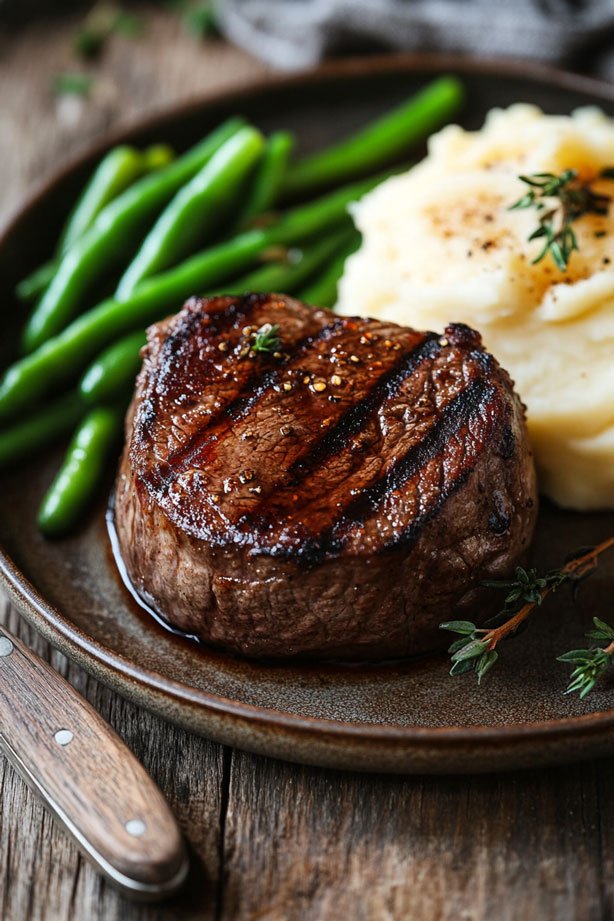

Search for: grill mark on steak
xmin=158 ymin=332 xmax=439 ymax=533
xmin=138 ymin=294 xmax=267 ymax=441
xmin=295 ymin=378 xmax=497 ymax=562
xmin=130 ymin=298 xmax=523 ymax=561
xmin=152 ymin=329 xmax=444 ymax=523
xmin=141 ymin=318 xmax=346 ymax=493
xmin=217 ymin=339 xmax=490 ymax=549
xmin=144 ymin=317 xmax=499 ymax=553
xmin=178 ymin=318 xmax=343 ymax=442
xmin=193 ymin=375 xmax=496 ymax=561
xmin=381 ymin=383 xmax=505 ymax=550
xmin=285 ymin=333 xmax=441 ymax=484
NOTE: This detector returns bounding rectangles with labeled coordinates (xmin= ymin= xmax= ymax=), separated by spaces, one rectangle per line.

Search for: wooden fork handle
xmin=0 ymin=625 xmax=188 ymax=900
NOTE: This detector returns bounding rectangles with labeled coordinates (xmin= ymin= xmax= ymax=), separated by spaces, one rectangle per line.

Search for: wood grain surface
xmin=1 ymin=8 xmax=614 ymax=920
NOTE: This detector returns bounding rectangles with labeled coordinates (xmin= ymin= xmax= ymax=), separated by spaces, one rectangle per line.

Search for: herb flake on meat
xmin=251 ymin=323 xmax=281 ymax=355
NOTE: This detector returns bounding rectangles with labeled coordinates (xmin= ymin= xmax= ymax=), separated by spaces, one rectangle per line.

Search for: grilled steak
xmin=115 ymin=294 xmax=537 ymax=660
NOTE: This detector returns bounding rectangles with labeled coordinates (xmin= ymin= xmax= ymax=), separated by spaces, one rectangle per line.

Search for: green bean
xmin=17 ymin=144 xmax=175 ymax=304
xmin=223 ymin=226 xmax=358 ymax=296
xmin=79 ymin=330 xmax=147 ymax=405
xmin=16 ymin=261 xmax=57 ymax=303
xmin=38 ymin=406 xmax=124 ymax=538
xmin=263 ymin=169 xmax=389 ymax=242
xmin=298 ymin=231 xmax=362 ymax=307
xmin=281 ymin=76 xmax=463 ymax=199
xmin=0 ymin=391 xmax=84 ymax=471
xmin=59 ymin=144 xmax=175 ymax=254
xmin=234 ymin=131 xmax=294 ymax=229
xmin=115 ymin=126 xmax=265 ymax=300
xmin=142 ymin=144 xmax=176 ymax=173
xmin=0 ymin=171 xmax=384 ymax=421
xmin=23 ymin=117 xmax=246 ymax=352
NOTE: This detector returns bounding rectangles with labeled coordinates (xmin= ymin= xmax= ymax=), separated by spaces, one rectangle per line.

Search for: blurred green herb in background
xmin=53 ymin=72 xmax=95 ymax=98
xmin=52 ymin=0 xmax=218 ymax=104
xmin=165 ymin=0 xmax=219 ymax=38
xmin=74 ymin=2 xmax=143 ymax=60
xmin=183 ymin=2 xmax=218 ymax=38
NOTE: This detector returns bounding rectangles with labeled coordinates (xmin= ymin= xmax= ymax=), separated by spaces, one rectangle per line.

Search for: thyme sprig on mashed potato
xmin=440 ymin=537 xmax=614 ymax=694
xmin=509 ymin=168 xmax=614 ymax=270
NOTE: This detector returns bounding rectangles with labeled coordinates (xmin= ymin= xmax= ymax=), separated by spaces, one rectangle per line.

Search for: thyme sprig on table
xmin=440 ymin=537 xmax=614 ymax=692
xmin=508 ymin=168 xmax=613 ymax=271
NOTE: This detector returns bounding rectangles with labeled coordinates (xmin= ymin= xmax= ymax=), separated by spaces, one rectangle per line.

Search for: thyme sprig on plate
xmin=509 ymin=168 xmax=613 ymax=271
xmin=558 ymin=619 xmax=614 ymax=698
xmin=440 ymin=537 xmax=614 ymax=690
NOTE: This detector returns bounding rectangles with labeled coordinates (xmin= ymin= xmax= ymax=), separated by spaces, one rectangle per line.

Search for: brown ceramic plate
xmin=2 ymin=55 xmax=614 ymax=774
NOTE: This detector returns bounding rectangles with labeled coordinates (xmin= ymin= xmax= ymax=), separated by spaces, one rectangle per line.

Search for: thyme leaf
xmin=53 ymin=73 xmax=94 ymax=98
xmin=250 ymin=323 xmax=281 ymax=355
xmin=508 ymin=168 xmax=613 ymax=271
xmin=558 ymin=619 xmax=614 ymax=698
xmin=73 ymin=4 xmax=143 ymax=60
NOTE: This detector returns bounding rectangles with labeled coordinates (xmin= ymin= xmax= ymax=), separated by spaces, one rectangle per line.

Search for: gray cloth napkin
xmin=215 ymin=0 xmax=614 ymax=79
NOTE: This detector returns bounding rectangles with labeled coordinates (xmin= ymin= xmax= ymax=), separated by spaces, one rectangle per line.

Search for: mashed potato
xmin=337 ymin=104 xmax=614 ymax=510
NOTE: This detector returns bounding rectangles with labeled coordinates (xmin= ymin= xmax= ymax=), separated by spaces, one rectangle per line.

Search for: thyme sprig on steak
xmin=440 ymin=537 xmax=614 ymax=693
xmin=508 ymin=168 xmax=614 ymax=271
xmin=250 ymin=322 xmax=281 ymax=355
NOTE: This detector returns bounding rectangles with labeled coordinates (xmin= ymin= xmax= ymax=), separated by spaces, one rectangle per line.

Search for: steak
xmin=115 ymin=294 xmax=537 ymax=660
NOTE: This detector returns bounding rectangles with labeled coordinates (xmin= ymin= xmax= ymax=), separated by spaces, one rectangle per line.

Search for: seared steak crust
xmin=115 ymin=294 xmax=537 ymax=659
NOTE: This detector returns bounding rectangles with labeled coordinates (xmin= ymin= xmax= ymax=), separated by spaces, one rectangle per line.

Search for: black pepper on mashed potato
xmin=337 ymin=104 xmax=614 ymax=510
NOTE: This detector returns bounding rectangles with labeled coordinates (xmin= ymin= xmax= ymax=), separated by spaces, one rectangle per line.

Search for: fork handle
xmin=0 ymin=625 xmax=188 ymax=900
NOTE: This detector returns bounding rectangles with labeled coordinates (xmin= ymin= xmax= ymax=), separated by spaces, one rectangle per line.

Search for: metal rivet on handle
xmin=0 ymin=637 xmax=14 ymax=657
xmin=54 ymin=729 xmax=74 ymax=746
xmin=125 ymin=819 xmax=147 ymax=837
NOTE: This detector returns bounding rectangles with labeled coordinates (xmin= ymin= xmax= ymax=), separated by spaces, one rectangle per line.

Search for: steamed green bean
xmin=23 ymin=118 xmax=246 ymax=352
xmin=37 ymin=406 xmax=124 ymax=537
xmin=299 ymin=231 xmax=361 ymax=307
xmin=17 ymin=144 xmax=175 ymax=303
xmin=235 ymin=131 xmax=294 ymax=228
xmin=115 ymin=126 xmax=264 ymax=299
xmin=281 ymin=76 xmax=463 ymax=198
xmin=79 ymin=330 xmax=147 ymax=404
xmin=0 ymin=392 xmax=84 ymax=470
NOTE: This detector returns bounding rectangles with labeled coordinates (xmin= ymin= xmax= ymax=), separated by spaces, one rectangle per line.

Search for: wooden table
xmin=1 ymin=10 xmax=613 ymax=920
